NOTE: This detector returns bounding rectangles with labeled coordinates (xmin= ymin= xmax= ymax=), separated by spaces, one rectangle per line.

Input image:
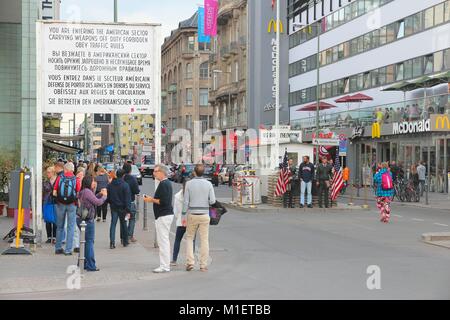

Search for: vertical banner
xmin=204 ymin=0 xmax=218 ymax=36
xmin=198 ymin=7 xmax=211 ymax=43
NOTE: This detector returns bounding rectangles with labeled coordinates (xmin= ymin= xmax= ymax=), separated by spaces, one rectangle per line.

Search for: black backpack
xmin=56 ymin=176 xmax=77 ymax=204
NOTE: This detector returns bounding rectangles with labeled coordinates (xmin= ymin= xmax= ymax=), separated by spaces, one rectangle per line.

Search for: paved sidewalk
xmin=0 ymin=212 xmax=185 ymax=295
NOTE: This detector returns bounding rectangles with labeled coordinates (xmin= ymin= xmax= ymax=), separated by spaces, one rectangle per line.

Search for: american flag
xmin=330 ymin=151 xmax=344 ymax=201
xmin=275 ymin=149 xmax=290 ymax=197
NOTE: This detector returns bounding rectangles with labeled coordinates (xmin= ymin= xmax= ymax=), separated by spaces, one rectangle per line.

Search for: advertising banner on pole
xmin=37 ymin=21 xmax=160 ymax=114
xmin=197 ymin=7 xmax=211 ymax=43
xmin=204 ymin=0 xmax=218 ymax=36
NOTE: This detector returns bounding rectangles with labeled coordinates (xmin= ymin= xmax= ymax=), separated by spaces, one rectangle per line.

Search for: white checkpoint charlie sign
xmin=37 ymin=21 xmax=160 ymax=114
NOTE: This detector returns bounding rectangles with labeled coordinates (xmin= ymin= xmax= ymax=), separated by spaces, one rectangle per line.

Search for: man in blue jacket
xmin=299 ymin=156 xmax=315 ymax=208
xmin=107 ymin=169 xmax=131 ymax=249
xmin=123 ymin=163 xmax=140 ymax=243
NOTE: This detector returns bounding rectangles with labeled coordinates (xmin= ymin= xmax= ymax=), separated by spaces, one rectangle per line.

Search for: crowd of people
xmin=42 ymin=159 xmax=217 ymax=273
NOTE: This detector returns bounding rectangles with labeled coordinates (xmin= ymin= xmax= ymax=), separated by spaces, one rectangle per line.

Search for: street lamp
xmin=293 ymin=20 xmax=322 ymax=164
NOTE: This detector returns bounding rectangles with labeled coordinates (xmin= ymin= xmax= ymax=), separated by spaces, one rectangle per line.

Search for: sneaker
xmin=46 ymin=239 xmax=52 ymax=244
xmin=102 ymin=219 xmax=106 ymax=222
xmin=186 ymin=264 xmax=194 ymax=272
xmin=64 ymin=252 xmax=72 ymax=256
xmin=307 ymin=204 xmax=313 ymax=208
xmin=55 ymin=249 xmax=64 ymax=255
xmin=153 ymin=267 xmax=170 ymax=273
xmin=200 ymin=267 xmax=208 ymax=272
xmin=170 ymin=261 xmax=177 ymax=267
xmin=74 ymin=248 xmax=80 ymax=253
xmin=96 ymin=218 xmax=101 ymax=222
xmin=130 ymin=237 xmax=137 ymax=243
xmin=299 ymin=204 xmax=304 ymax=208
xmin=110 ymin=242 xmax=115 ymax=249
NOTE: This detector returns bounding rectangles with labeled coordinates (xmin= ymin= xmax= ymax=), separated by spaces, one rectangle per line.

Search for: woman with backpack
xmin=77 ymin=175 xmax=107 ymax=271
xmin=373 ymin=162 xmax=394 ymax=223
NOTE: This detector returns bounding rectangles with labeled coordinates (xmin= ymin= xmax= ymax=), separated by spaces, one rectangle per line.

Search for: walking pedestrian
xmin=283 ymin=159 xmax=296 ymax=208
xmin=409 ymin=164 xmax=420 ymax=192
xmin=316 ymin=157 xmax=333 ymax=208
xmin=123 ymin=162 xmax=140 ymax=243
xmin=228 ymin=165 xmax=235 ymax=187
xmin=107 ymin=169 xmax=131 ymax=249
xmin=299 ymin=156 xmax=315 ymax=208
xmin=373 ymin=162 xmax=394 ymax=223
xmin=143 ymin=164 xmax=174 ymax=273
xmin=171 ymin=180 xmax=196 ymax=266
xmin=182 ymin=164 xmax=216 ymax=272
xmin=417 ymin=161 xmax=426 ymax=196
xmin=342 ymin=165 xmax=350 ymax=193
xmin=43 ymin=166 xmax=57 ymax=244
xmin=77 ymin=176 xmax=107 ymax=272
xmin=95 ymin=167 xmax=109 ymax=222
xmin=53 ymin=162 xmax=81 ymax=255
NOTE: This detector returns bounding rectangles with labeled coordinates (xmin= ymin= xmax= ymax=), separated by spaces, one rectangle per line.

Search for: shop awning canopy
xmin=382 ymin=81 xmax=415 ymax=92
xmin=43 ymin=140 xmax=82 ymax=154
xmin=382 ymin=71 xmax=450 ymax=92
xmin=297 ymin=101 xmax=337 ymax=111
xmin=43 ymin=133 xmax=85 ymax=142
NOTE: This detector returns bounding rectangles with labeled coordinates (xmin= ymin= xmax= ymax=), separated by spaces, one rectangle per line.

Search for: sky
xmin=59 ymin=0 xmax=200 ymax=134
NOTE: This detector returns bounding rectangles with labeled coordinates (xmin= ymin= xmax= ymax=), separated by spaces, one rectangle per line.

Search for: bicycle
xmin=391 ymin=178 xmax=406 ymax=202
xmin=404 ymin=181 xmax=420 ymax=203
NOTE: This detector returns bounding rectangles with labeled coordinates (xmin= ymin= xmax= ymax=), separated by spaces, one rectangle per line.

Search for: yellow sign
xmin=372 ymin=122 xmax=381 ymax=138
xmin=267 ymin=18 xmax=284 ymax=33
xmin=431 ymin=114 xmax=450 ymax=131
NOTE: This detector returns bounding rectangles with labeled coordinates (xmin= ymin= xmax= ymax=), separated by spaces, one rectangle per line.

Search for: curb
xmin=222 ymin=202 xmax=368 ymax=213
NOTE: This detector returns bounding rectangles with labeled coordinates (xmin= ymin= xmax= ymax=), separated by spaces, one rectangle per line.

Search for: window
xmin=363 ymin=33 xmax=371 ymax=51
xmin=172 ymin=93 xmax=177 ymax=108
xmin=386 ymin=23 xmax=396 ymax=43
xmin=326 ymin=49 xmax=332 ymax=64
xmin=351 ymin=1 xmax=358 ymax=18
xmin=188 ymin=36 xmax=195 ymax=51
xmin=434 ymin=51 xmax=444 ymax=72
xmin=357 ymin=36 xmax=364 ymax=53
xmin=444 ymin=49 xmax=450 ymax=69
xmin=185 ymin=63 xmax=193 ymax=79
xmin=344 ymin=4 xmax=352 ymax=22
xmin=358 ymin=1 xmax=365 ymax=15
xmin=338 ymin=43 xmax=344 ymax=59
xmin=386 ymin=65 xmax=395 ymax=83
xmin=234 ymin=61 xmax=239 ymax=82
xmin=404 ymin=59 xmax=413 ymax=79
xmin=186 ymin=88 xmax=193 ymax=106
xmin=200 ymin=115 xmax=208 ymax=133
xmin=371 ymin=29 xmax=380 ymax=49
xmin=199 ymin=62 xmax=209 ymax=79
xmin=186 ymin=115 xmax=192 ymax=130
xmin=379 ymin=26 xmax=387 ymax=45
xmin=413 ymin=11 xmax=423 ymax=33
xmin=434 ymin=3 xmax=444 ymax=25
xmin=412 ymin=57 xmax=422 ymax=78
xmin=343 ymin=42 xmax=350 ymax=58
xmin=378 ymin=67 xmax=387 ymax=85
xmin=332 ymin=46 xmax=339 ymax=62
xmin=396 ymin=20 xmax=405 ymax=39
xmin=349 ymin=75 xmax=357 ymax=92
xmin=343 ymin=78 xmax=350 ymax=94
xmin=395 ymin=63 xmax=404 ymax=81
xmin=357 ymin=73 xmax=364 ymax=91
xmin=199 ymin=88 xmax=208 ymax=106
xmin=404 ymin=15 xmax=414 ymax=36
xmin=445 ymin=1 xmax=450 ymax=22
xmin=424 ymin=7 xmax=434 ymax=29
xmin=363 ymin=72 xmax=371 ymax=89
xmin=423 ymin=55 xmax=433 ymax=74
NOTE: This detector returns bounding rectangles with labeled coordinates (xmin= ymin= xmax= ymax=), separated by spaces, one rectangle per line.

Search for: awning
xmin=43 ymin=133 xmax=85 ymax=142
xmin=43 ymin=140 xmax=83 ymax=154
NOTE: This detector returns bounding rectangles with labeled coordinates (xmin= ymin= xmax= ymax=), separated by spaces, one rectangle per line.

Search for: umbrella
xmin=347 ymin=93 xmax=373 ymax=122
xmin=296 ymin=101 xmax=337 ymax=112
xmin=335 ymin=95 xmax=352 ymax=103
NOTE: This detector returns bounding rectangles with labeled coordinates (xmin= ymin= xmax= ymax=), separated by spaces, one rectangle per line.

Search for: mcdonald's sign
xmin=372 ymin=122 xmax=381 ymax=138
xmin=267 ymin=18 xmax=284 ymax=33
xmin=431 ymin=114 xmax=450 ymax=131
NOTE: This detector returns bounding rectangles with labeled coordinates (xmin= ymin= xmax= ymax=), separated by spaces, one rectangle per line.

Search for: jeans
xmin=155 ymin=215 xmax=174 ymax=270
xmin=55 ymin=203 xmax=77 ymax=253
xmin=318 ymin=180 xmax=330 ymax=208
xmin=110 ymin=209 xmax=128 ymax=245
xmin=96 ymin=202 xmax=108 ymax=220
xmin=419 ymin=180 xmax=426 ymax=196
xmin=172 ymin=226 xmax=196 ymax=262
xmin=186 ymin=214 xmax=210 ymax=269
xmin=62 ymin=215 xmax=80 ymax=248
xmin=300 ymin=181 xmax=312 ymax=206
xmin=46 ymin=222 xmax=57 ymax=240
xmin=77 ymin=218 xmax=96 ymax=271
xmin=127 ymin=202 xmax=137 ymax=238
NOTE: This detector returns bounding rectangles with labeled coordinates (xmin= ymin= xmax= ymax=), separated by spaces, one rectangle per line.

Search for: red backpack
xmin=381 ymin=172 xmax=393 ymax=190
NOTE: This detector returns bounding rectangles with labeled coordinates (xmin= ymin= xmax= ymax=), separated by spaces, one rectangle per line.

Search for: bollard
xmin=250 ymin=183 xmax=256 ymax=209
xmin=135 ymin=196 xmax=140 ymax=221
xmin=348 ymin=179 xmax=354 ymax=206
xmin=356 ymin=177 xmax=361 ymax=198
xmin=143 ymin=199 xmax=148 ymax=231
xmin=78 ymin=220 xmax=87 ymax=274
xmin=231 ymin=180 xmax=234 ymax=204
xmin=239 ymin=182 xmax=243 ymax=206
xmin=425 ymin=176 xmax=429 ymax=205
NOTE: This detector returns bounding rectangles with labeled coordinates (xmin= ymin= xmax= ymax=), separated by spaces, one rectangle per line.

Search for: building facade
xmin=119 ymin=114 xmax=154 ymax=161
xmin=0 ymin=0 xmax=60 ymax=167
xmin=288 ymin=0 xmax=450 ymax=193
xmin=161 ymin=12 xmax=213 ymax=163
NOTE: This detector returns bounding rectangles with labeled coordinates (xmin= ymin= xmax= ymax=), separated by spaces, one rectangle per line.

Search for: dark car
xmin=131 ymin=164 xmax=143 ymax=185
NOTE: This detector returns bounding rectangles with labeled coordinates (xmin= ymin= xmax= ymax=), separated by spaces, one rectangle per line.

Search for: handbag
xmin=43 ymin=202 xmax=56 ymax=224
xmin=209 ymin=201 xmax=227 ymax=226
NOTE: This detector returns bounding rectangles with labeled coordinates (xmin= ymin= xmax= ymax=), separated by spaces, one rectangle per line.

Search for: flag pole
xmin=275 ymin=0 xmax=281 ymax=167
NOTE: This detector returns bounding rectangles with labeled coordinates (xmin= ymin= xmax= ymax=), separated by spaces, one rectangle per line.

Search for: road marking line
xmin=433 ymin=223 xmax=449 ymax=227
xmin=412 ymin=218 xmax=425 ymax=222
xmin=393 ymin=214 xmax=403 ymax=218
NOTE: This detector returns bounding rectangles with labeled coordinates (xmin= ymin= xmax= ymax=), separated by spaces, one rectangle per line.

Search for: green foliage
xmin=0 ymin=153 xmax=16 ymax=196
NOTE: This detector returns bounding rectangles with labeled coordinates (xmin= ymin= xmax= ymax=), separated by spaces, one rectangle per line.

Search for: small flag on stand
xmin=330 ymin=151 xmax=344 ymax=201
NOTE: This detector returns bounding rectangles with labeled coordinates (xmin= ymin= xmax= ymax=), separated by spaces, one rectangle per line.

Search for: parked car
xmin=218 ymin=166 xmax=229 ymax=184
xmin=131 ymin=164 xmax=143 ymax=185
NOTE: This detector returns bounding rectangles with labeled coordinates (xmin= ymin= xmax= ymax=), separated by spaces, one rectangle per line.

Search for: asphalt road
xmin=3 ymin=177 xmax=450 ymax=299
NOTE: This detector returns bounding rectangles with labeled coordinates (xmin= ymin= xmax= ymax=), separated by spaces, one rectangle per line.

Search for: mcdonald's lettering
xmin=393 ymin=119 xmax=431 ymax=135
xmin=267 ymin=18 xmax=284 ymax=33
xmin=432 ymin=115 xmax=450 ymax=131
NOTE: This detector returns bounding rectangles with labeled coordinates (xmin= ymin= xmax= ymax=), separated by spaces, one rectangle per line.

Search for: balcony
xmin=220 ymin=45 xmax=230 ymax=60
xmin=182 ymin=49 xmax=195 ymax=59
xmin=230 ymin=41 xmax=239 ymax=55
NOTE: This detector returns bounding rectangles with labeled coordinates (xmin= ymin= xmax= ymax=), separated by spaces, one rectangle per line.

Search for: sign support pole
xmin=35 ymin=21 xmax=43 ymax=246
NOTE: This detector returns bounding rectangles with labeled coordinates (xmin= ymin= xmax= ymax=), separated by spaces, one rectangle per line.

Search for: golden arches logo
xmin=435 ymin=115 xmax=450 ymax=130
xmin=372 ymin=122 xmax=381 ymax=139
xmin=267 ymin=19 xmax=284 ymax=33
